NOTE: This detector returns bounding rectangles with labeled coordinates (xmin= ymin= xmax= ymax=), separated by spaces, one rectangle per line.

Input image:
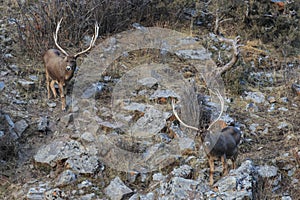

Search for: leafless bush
xmin=13 ymin=0 xmax=195 ymax=57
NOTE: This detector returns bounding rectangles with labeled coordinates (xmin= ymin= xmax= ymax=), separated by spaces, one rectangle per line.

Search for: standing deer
xmin=171 ymin=90 xmax=242 ymax=185
xmin=43 ymin=18 xmax=99 ymax=110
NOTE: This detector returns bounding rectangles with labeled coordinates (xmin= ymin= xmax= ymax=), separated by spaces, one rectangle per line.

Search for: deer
xmin=43 ymin=18 xmax=99 ymax=110
xmin=171 ymin=90 xmax=242 ymax=186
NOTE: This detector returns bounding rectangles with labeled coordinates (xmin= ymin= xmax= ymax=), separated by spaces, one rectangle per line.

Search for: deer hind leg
xmin=50 ymin=80 xmax=58 ymax=99
xmin=208 ymin=156 xmax=215 ymax=185
xmin=45 ymin=70 xmax=51 ymax=99
xmin=221 ymin=154 xmax=228 ymax=176
xmin=58 ymin=82 xmax=66 ymax=110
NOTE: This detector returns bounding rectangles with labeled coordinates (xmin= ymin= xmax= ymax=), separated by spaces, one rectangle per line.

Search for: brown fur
xmin=201 ymin=126 xmax=241 ymax=185
xmin=43 ymin=49 xmax=77 ymax=110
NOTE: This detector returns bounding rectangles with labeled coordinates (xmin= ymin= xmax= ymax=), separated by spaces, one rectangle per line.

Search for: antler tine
xmin=171 ymin=99 xmax=199 ymax=131
xmin=74 ymin=21 xmax=99 ymax=58
xmin=53 ymin=18 xmax=69 ymax=56
xmin=208 ymin=89 xmax=225 ymax=130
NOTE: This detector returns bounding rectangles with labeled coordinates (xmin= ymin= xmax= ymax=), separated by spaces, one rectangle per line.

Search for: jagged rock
xmin=60 ymin=113 xmax=73 ymax=126
xmin=37 ymin=116 xmax=49 ymax=132
xmin=66 ymin=154 xmax=101 ymax=174
xmin=139 ymin=192 xmax=155 ymax=200
xmin=78 ymin=180 xmax=93 ymax=189
xmin=26 ymin=187 xmax=46 ymax=200
xmin=81 ymin=82 xmax=105 ymax=99
xmin=18 ymin=79 xmax=35 ymax=91
xmin=171 ymin=164 xmax=193 ymax=178
xmin=212 ymin=160 xmax=257 ymax=200
xmin=175 ymin=48 xmax=211 ymax=60
xmin=149 ymin=89 xmax=180 ymax=100
xmin=257 ymin=165 xmax=278 ymax=178
xmin=34 ymin=140 xmax=85 ymax=167
xmin=80 ymin=132 xmax=95 ymax=143
xmin=47 ymin=102 xmax=56 ymax=108
xmin=124 ymin=102 xmax=147 ymax=112
xmin=14 ymin=119 xmax=28 ymax=136
xmin=159 ymin=177 xmax=208 ymax=199
xmin=131 ymin=107 xmax=166 ymax=137
xmin=178 ymin=137 xmax=195 ymax=153
xmin=80 ymin=193 xmax=96 ymax=200
xmin=56 ymin=170 xmax=77 ymax=187
xmin=245 ymin=91 xmax=265 ymax=103
xmin=267 ymin=96 xmax=276 ymax=103
xmin=104 ymin=176 xmax=133 ymax=200
xmin=137 ymin=77 xmax=158 ymax=88
xmin=153 ymin=173 xmax=166 ymax=182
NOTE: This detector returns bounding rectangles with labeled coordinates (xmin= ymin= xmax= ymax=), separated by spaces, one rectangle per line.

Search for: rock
xmin=149 ymin=89 xmax=180 ymax=100
xmin=47 ymin=102 xmax=56 ymax=108
xmin=139 ymin=192 xmax=155 ymax=200
xmin=104 ymin=176 xmax=133 ymax=200
xmin=80 ymin=193 xmax=95 ymax=200
xmin=257 ymin=165 xmax=278 ymax=178
xmin=66 ymin=154 xmax=100 ymax=174
xmin=124 ymin=102 xmax=147 ymax=112
xmin=245 ymin=91 xmax=265 ymax=103
xmin=278 ymin=107 xmax=288 ymax=112
xmin=159 ymin=177 xmax=208 ymax=199
xmin=81 ymin=82 xmax=104 ymax=99
xmin=268 ymin=96 xmax=276 ymax=103
xmin=78 ymin=180 xmax=93 ymax=189
xmin=29 ymin=75 xmax=38 ymax=81
xmin=137 ymin=77 xmax=158 ymax=88
xmin=14 ymin=119 xmax=28 ymax=136
xmin=0 ymin=81 xmax=4 ymax=91
xmin=171 ymin=164 xmax=193 ymax=178
xmin=56 ymin=170 xmax=77 ymax=187
xmin=18 ymin=79 xmax=35 ymax=91
xmin=213 ymin=160 xmax=256 ymax=200
xmin=246 ymin=102 xmax=259 ymax=112
xmin=26 ymin=187 xmax=46 ymax=200
xmin=279 ymin=97 xmax=288 ymax=103
xmin=178 ymin=137 xmax=195 ymax=153
xmin=291 ymin=83 xmax=300 ymax=96
xmin=60 ymin=113 xmax=73 ymax=126
xmin=277 ymin=122 xmax=290 ymax=129
xmin=153 ymin=173 xmax=166 ymax=182
xmin=131 ymin=107 xmax=166 ymax=137
xmin=9 ymin=64 xmax=20 ymax=74
xmin=249 ymin=123 xmax=259 ymax=134
xmin=175 ymin=48 xmax=212 ymax=60
xmin=34 ymin=140 xmax=85 ymax=167
xmin=80 ymin=132 xmax=95 ymax=143
xmin=37 ymin=116 xmax=49 ymax=132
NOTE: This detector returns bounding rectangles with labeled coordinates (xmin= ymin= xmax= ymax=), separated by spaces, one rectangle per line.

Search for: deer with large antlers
xmin=172 ymin=90 xmax=241 ymax=186
xmin=43 ymin=18 xmax=99 ymax=110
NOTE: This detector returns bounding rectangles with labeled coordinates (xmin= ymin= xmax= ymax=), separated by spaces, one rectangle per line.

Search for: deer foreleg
xmin=50 ymin=80 xmax=57 ymax=99
xmin=58 ymin=82 xmax=66 ymax=110
xmin=208 ymin=156 xmax=215 ymax=185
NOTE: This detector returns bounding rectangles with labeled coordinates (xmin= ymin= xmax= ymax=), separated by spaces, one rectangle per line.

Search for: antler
xmin=53 ymin=18 xmax=69 ymax=56
xmin=171 ymin=89 xmax=225 ymax=132
xmin=74 ymin=22 xmax=99 ymax=58
xmin=207 ymin=89 xmax=224 ymax=130
xmin=171 ymin=99 xmax=199 ymax=131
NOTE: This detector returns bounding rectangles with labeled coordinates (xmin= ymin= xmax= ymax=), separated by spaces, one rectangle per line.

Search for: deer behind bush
xmin=43 ymin=18 xmax=99 ymax=110
xmin=172 ymin=90 xmax=242 ymax=185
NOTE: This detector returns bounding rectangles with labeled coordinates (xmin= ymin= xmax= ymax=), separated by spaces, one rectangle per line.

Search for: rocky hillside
xmin=1 ymin=1 xmax=299 ymax=199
